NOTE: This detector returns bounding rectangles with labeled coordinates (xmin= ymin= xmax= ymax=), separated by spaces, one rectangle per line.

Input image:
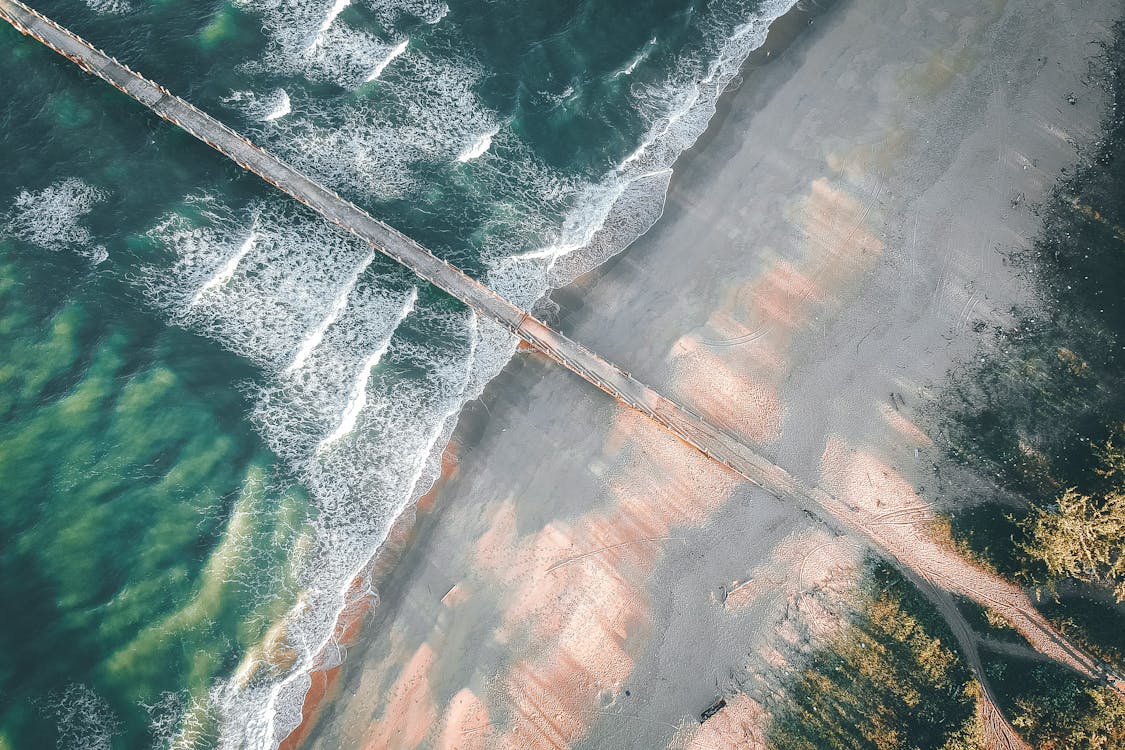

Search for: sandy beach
xmin=290 ymin=0 xmax=1122 ymax=746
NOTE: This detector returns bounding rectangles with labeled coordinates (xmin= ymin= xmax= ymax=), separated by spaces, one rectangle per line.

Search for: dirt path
xmin=816 ymin=442 xmax=1123 ymax=746
xmin=918 ymin=582 xmax=1031 ymax=750
xmin=977 ymin=635 xmax=1058 ymax=665
xmin=292 ymin=0 xmax=1125 ymax=746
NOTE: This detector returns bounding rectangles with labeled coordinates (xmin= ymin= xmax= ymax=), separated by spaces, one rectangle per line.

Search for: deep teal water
xmin=0 ymin=0 xmax=792 ymax=746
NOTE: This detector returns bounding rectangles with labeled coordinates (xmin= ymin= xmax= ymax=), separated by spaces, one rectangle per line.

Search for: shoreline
xmin=273 ymin=2 xmax=831 ymax=745
xmin=294 ymin=0 xmax=1124 ymax=747
xmin=276 ymin=445 xmax=463 ymax=750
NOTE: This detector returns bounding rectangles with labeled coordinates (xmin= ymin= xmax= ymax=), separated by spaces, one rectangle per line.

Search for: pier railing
xmin=0 ymin=0 xmax=775 ymax=499
xmin=4 ymin=0 xmax=1123 ymax=697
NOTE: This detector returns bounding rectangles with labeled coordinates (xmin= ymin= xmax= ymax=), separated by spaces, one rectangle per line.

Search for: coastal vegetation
xmin=1017 ymin=433 xmax=1125 ymax=603
xmin=767 ymin=562 xmax=980 ymax=750
xmin=984 ymin=655 xmax=1125 ymax=749
xmin=765 ymin=21 xmax=1125 ymax=750
xmin=933 ymin=19 xmax=1125 ymax=744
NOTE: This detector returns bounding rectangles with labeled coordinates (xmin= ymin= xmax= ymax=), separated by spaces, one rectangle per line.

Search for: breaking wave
xmin=456 ymin=126 xmax=498 ymax=163
xmin=124 ymin=0 xmax=800 ymax=745
xmin=138 ymin=193 xmax=517 ymax=747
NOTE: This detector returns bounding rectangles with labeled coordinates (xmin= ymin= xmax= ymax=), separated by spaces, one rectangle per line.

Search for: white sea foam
xmin=287 ymin=251 xmax=374 ymax=374
xmin=142 ymin=691 xmax=213 ymax=750
xmin=262 ymin=51 xmax=503 ymax=200
xmin=365 ymin=39 xmax=409 ymax=81
xmin=138 ymin=192 xmax=493 ymax=750
xmin=144 ymin=199 xmax=374 ymax=371
xmin=456 ymin=126 xmax=498 ymax=162
xmin=264 ymin=90 xmax=292 ymax=122
xmin=44 ymin=684 xmax=120 ymax=750
xmin=192 ymin=221 xmax=258 ymax=304
xmin=225 ymin=300 xmax=489 ymax=750
xmin=81 ymin=0 xmax=130 ymax=14
xmin=486 ymin=0 xmax=798 ymax=304
xmin=615 ymin=36 xmax=657 ymax=78
xmin=235 ymin=0 xmax=404 ymax=88
xmin=318 ymin=286 xmax=417 ymax=448
xmin=425 ymin=3 xmax=448 ymax=23
xmin=309 ymin=0 xmax=351 ymax=50
xmin=318 ymin=343 xmax=388 ymax=448
xmin=222 ymin=89 xmax=293 ymax=123
xmin=4 ymin=178 xmax=108 ymax=261
xmin=134 ymin=1 xmax=802 ymax=747
xmin=375 ymin=0 xmax=448 ymax=25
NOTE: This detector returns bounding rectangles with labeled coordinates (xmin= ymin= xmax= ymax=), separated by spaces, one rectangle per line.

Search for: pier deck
xmin=3 ymin=0 xmax=1121 ymax=702
xmin=0 ymin=0 xmax=809 ymax=512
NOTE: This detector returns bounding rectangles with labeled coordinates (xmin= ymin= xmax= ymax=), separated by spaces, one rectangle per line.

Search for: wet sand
xmin=295 ymin=0 xmax=1122 ymax=747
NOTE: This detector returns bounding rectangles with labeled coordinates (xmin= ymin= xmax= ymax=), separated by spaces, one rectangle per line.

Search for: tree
xmin=1019 ymin=432 xmax=1125 ymax=601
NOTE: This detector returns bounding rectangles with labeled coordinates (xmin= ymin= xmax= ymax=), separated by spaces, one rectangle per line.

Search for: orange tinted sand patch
xmin=440 ymin=583 xmax=469 ymax=608
xmin=819 ymin=438 xmax=1113 ymax=686
xmin=417 ymin=441 xmax=460 ymax=513
xmin=802 ymin=178 xmax=885 ymax=272
xmin=669 ymin=177 xmax=884 ymax=448
xmin=819 ymin=438 xmax=934 ymax=519
xmin=503 ymin=655 xmax=634 ymax=750
xmin=435 ymin=688 xmax=492 ymax=750
xmin=362 ymin=643 xmax=438 ymax=750
xmin=724 ymin=529 xmax=858 ymax=617
xmin=667 ymin=260 xmax=817 ymax=446
xmin=277 ymin=666 xmax=341 ymax=750
xmin=281 ymin=446 xmax=461 ymax=749
xmin=473 ymin=499 xmax=518 ymax=572
xmin=671 ymin=694 xmax=769 ymax=750
xmin=721 ymin=528 xmax=859 ymax=684
xmin=879 ymin=402 xmax=934 ymax=446
xmin=604 ymin=410 xmax=739 ymax=528
xmin=469 ymin=408 xmax=738 ymax=748
xmin=278 ymin=573 xmax=375 ymax=750
xmin=669 ymin=332 xmax=785 ymax=445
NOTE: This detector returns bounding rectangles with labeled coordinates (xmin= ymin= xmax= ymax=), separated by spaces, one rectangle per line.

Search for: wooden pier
xmin=0 ymin=0 xmax=823 ymax=516
xmin=4 ymin=0 xmax=1122 ymax=702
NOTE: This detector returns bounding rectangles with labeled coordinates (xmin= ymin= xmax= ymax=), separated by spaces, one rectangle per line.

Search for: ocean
xmin=0 ymin=0 xmax=795 ymax=746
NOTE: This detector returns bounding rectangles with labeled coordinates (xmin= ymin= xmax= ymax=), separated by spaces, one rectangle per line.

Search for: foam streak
xmin=193 ymin=221 xmax=258 ymax=305
xmin=456 ymin=127 xmax=498 ymax=162
xmin=307 ymin=0 xmax=351 ymax=51
xmin=365 ymin=39 xmax=408 ymax=82
xmin=286 ymin=251 xmax=374 ymax=374
xmin=318 ymin=287 xmax=417 ymax=449
xmin=264 ymin=90 xmax=291 ymax=122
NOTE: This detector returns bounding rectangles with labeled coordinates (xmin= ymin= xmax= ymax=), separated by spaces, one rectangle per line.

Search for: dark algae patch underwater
xmin=0 ymin=0 xmax=801 ymax=745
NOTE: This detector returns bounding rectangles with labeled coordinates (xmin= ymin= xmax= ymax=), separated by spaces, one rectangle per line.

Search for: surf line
xmin=10 ymin=1 xmax=1122 ymax=700
xmin=317 ymin=287 xmax=417 ymax=450
xmin=286 ymin=251 xmax=375 ymax=375
xmin=3 ymin=0 xmax=788 ymax=493
xmin=192 ymin=218 xmax=259 ymax=305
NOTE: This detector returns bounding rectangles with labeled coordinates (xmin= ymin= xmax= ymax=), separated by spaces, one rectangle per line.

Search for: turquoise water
xmin=0 ymin=0 xmax=792 ymax=746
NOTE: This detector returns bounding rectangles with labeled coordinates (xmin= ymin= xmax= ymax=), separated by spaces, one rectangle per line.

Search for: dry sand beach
xmin=290 ymin=0 xmax=1123 ymax=747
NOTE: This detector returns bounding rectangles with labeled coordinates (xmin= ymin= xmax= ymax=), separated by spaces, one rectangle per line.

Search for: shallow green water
xmin=0 ymin=0 xmax=793 ymax=746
